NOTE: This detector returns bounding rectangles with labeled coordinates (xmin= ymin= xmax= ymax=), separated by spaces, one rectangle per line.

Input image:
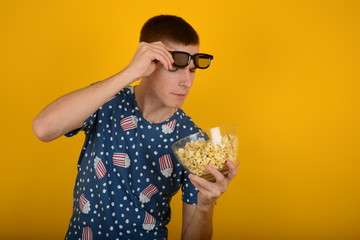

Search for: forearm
xmin=182 ymin=203 xmax=215 ymax=240
xmin=182 ymin=162 xmax=239 ymax=240
xmin=33 ymin=68 xmax=137 ymax=142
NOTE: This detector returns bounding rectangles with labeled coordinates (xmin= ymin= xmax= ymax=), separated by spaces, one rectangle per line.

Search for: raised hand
xmin=126 ymin=41 xmax=175 ymax=81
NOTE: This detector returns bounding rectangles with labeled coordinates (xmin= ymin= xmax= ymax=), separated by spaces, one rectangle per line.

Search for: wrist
xmin=196 ymin=201 xmax=216 ymax=212
xmin=121 ymin=66 xmax=141 ymax=84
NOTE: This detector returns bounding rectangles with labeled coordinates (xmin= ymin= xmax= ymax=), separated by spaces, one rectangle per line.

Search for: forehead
xmin=164 ymin=41 xmax=199 ymax=54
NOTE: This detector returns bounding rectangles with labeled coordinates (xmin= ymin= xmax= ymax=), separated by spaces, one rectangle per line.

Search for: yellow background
xmin=1 ymin=0 xmax=359 ymax=239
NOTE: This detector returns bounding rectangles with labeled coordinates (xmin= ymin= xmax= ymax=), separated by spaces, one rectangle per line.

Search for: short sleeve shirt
xmin=64 ymin=86 xmax=201 ymax=240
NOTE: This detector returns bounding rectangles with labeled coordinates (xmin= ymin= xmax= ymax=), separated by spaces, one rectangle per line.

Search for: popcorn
xmin=79 ymin=193 xmax=90 ymax=214
xmin=143 ymin=212 xmax=156 ymax=231
xmin=82 ymin=226 xmax=93 ymax=240
xmin=175 ymin=134 xmax=237 ymax=177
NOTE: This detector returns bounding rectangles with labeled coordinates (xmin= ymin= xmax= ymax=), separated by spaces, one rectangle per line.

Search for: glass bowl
xmin=172 ymin=125 xmax=238 ymax=181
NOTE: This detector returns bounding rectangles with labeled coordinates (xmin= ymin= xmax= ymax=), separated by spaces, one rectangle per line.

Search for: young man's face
xmin=144 ymin=41 xmax=199 ymax=109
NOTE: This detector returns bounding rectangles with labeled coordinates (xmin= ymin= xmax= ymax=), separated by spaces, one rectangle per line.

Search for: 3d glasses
xmin=170 ymin=51 xmax=214 ymax=69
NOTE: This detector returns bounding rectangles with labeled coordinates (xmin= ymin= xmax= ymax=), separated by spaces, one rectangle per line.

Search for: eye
xmin=168 ymin=67 xmax=179 ymax=72
xmin=190 ymin=68 xmax=197 ymax=73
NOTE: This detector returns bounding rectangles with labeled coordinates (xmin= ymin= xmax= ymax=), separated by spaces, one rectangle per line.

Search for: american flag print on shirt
xmin=142 ymin=212 xmax=156 ymax=231
xmin=120 ymin=115 xmax=138 ymax=130
xmin=159 ymin=154 xmax=173 ymax=177
xmin=79 ymin=193 xmax=90 ymax=214
xmin=113 ymin=153 xmax=130 ymax=168
xmin=139 ymin=184 xmax=159 ymax=203
xmin=94 ymin=156 xmax=106 ymax=179
xmin=82 ymin=226 xmax=93 ymax=240
xmin=162 ymin=119 xmax=176 ymax=134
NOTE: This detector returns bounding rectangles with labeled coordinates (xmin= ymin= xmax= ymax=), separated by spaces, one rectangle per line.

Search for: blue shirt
xmin=65 ymin=86 xmax=200 ymax=240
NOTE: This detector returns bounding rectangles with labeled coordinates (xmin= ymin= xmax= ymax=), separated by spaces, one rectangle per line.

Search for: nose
xmin=180 ymin=68 xmax=194 ymax=88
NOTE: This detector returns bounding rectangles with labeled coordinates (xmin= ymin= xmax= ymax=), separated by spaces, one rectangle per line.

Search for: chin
xmin=167 ymin=101 xmax=184 ymax=109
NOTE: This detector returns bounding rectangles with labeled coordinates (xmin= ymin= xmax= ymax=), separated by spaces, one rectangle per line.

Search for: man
xmin=33 ymin=15 xmax=238 ymax=240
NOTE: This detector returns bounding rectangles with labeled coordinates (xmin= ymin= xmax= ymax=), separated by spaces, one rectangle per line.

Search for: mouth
xmin=172 ymin=93 xmax=187 ymax=98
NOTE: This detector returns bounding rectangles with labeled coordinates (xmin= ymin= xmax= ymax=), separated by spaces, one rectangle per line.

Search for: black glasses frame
xmin=170 ymin=51 xmax=214 ymax=69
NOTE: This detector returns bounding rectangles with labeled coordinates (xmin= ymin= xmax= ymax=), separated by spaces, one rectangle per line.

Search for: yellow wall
xmin=1 ymin=0 xmax=359 ymax=239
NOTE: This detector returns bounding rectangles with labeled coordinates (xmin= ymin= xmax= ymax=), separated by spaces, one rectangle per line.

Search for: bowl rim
xmin=171 ymin=124 xmax=238 ymax=147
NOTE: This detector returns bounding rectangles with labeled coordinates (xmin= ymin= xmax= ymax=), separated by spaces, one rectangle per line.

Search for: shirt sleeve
xmin=181 ymin=172 xmax=199 ymax=205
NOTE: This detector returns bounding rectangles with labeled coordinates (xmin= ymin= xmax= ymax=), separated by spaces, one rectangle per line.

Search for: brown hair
xmin=140 ymin=15 xmax=199 ymax=45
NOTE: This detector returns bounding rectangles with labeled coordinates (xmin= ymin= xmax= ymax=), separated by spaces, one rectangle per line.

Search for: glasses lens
xmin=172 ymin=52 xmax=190 ymax=67
xmin=195 ymin=55 xmax=212 ymax=68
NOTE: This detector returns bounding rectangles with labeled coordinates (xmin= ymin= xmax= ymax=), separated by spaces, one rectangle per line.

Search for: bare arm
xmin=33 ymin=41 xmax=174 ymax=142
xmin=181 ymin=161 xmax=239 ymax=240
xmin=32 ymin=70 xmax=135 ymax=142
xmin=182 ymin=202 xmax=214 ymax=240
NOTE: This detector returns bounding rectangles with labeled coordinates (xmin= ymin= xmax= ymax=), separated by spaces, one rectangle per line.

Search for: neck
xmin=134 ymin=84 xmax=177 ymax=124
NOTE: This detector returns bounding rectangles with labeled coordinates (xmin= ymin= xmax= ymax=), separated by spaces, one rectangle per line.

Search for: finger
xmin=205 ymin=165 xmax=227 ymax=186
xmin=155 ymin=42 xmax=176 ymax=70
xmin=153 ymin=52 xmax=172 ymax=70
xmin=153 ymin=41 xmax=175 ymax=52
xmin=138 ymin=42 xmax=173 ymax=70
xmin=188 ymin=174 xmax=216 ymax=193
xmin=147 ymin=50 xmax=172 ymax=70
xmin=154 ymin=49 xmax=174 ymax=70
xmin=226 ymin=160 xmax=239 ymax=182
xmin=149 ymin=42 xmax=174 ymax=69
xmin=188 ymin=174 xmax=222 ymax=203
